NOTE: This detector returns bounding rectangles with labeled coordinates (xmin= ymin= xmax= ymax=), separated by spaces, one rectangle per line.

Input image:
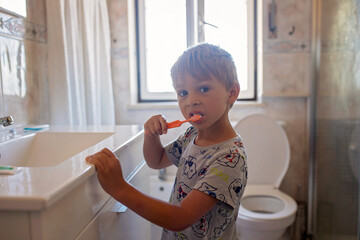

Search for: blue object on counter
xmin=24 ymin=127 xmax=45 ymax=131
xmin=23 ymin=125 xmax=49 ymax=131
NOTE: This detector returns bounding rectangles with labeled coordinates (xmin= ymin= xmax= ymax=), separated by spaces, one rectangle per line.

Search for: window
xmin=136 ymin=0 xmax=256 ymax=102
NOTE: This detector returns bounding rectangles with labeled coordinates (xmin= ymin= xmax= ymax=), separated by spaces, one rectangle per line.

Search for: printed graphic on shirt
xmin=198 ymin=182 xmax=217 ymax=198
xmin=192 ymin=212 xmax=212 ymax=238
xmin=217 ymin=147 xmax=243 ymax=168
xmin=176 ymin=182 xmax=191 ymax=201
xmin=200 ymin=149 xmax=208 ymax=155
xmin=198 ymin=165 xmax=209 ymax=179
xmin=217 ymin=194 xmax=228 ymax=205
xmin=214 ymin=218 xmax=232 ymax=238
xmin=218 ymin=206 xmax=232 ymax=218
xmin=184 ymin=127 xmax=195 ymax=138
xmin=234 ymin=140 xmax=243 ymax=148
xmin=173 ymin=232 xmax=188 ymax=240
xmin=241 ymin=163 xmax=248 ymax=179
xmin=183 ymin=156 xmax=197 ymax=179
xmin=203 ymin=153 xmax=213 ymax=161
xmin=228 ymin=178 xmax=245 ymax=205
xmin=168 ymin=141 xmax=183 ymax=161
xmin=210 ymin=167 xmax=230 ymax=183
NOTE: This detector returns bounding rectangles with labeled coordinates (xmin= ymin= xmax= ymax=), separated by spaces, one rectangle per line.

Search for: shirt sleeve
xmin=192 ymin=143 xmax=248 ymax=210
xmin=165 ymin=127 xmax=197 ymax=167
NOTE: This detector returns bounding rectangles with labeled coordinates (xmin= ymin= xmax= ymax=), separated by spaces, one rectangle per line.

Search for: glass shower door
xmin=312 ymin=0 xmax=360 ymax=239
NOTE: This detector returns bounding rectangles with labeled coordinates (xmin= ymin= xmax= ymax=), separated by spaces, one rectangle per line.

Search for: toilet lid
xmin=234 ymin=114 xmax=290 ymax=188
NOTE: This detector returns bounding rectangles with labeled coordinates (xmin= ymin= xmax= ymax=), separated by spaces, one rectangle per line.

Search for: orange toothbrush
xmin=167 ymin=115 xmax=202 ymax=129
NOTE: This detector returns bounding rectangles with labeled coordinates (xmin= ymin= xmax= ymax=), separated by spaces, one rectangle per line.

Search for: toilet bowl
xmin=234 ymin=113 xmax=297 ymax=240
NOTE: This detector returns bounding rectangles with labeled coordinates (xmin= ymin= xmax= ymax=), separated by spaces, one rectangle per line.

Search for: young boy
xmin=86 ymin=43 xmax=247 ymax=239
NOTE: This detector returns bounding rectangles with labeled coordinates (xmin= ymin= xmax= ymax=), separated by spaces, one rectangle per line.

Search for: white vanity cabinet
xmin=0 ymin=125 xmax=151 ymax=240
xmin=76 ymin=163 xmax=152 ymax=240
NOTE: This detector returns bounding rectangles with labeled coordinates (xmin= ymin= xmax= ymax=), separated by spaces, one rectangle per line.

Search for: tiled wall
xmin=0 ymin=0 xmax=48 ymax=127
xmin=262 ymin=0 xmax=312 ymax=97
xmin=0 ymin=0 xmax=312 ymax=203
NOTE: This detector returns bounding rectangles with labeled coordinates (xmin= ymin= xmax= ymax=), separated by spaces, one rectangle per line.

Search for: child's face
xmin=174 ymin=73 xmax=236 ymax=130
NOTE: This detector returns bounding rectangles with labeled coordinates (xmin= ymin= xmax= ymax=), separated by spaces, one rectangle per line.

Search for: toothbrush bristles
xmin=191 ymin=115 xmax=201 ymax=121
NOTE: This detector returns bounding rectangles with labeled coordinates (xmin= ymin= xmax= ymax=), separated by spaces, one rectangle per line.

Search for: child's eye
xmin=199 ymin=86 xmax=210 ymax=93
xmin=177 ymin=90 xmax=188 ymax=97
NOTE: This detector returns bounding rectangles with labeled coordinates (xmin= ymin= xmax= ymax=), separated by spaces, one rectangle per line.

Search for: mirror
xmin=0 ymin=0 xmax=27 ymax=17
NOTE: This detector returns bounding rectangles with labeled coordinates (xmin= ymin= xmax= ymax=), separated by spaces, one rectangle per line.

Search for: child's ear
xmin=228 ymin=82 xmax=240 ymax=104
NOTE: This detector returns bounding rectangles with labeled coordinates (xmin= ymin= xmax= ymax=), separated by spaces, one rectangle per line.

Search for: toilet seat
xmin=239 ymin=185 xmax=297 ymax=220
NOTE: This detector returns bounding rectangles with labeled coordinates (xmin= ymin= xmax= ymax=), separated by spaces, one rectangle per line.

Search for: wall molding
xmin=0 ymin=11 xmax=46 ymax=43
xmin=264 ymin=40 xmax=311 ymax=53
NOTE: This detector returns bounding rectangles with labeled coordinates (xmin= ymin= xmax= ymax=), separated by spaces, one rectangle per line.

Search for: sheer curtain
xmin=46 ymin=0 xmax=115 ymax=126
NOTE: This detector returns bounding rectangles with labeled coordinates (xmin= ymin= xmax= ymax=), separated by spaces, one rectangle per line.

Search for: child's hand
xmin=86 ymin=148 xmax=126 ymax=196
xmin=144 ymin=114 xmax=168 ymax=136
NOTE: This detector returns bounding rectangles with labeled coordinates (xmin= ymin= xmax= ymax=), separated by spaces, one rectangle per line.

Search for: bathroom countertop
xmin=0 ymin=125 xmax=144 ymax=211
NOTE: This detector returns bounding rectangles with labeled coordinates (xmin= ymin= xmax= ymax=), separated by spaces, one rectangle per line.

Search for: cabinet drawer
xmin=76 ymin=159 xmax=152 ymax=240
xmin=113 ymin=131 xmax=144 ymax=181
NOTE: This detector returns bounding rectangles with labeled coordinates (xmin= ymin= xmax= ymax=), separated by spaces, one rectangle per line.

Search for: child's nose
xmin=186 ymin=93 xmax=200 ymax=106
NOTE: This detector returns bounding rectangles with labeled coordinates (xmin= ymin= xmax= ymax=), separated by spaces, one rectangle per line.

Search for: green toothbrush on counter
xmin=0 ymin=166 xmax=14 ymax=170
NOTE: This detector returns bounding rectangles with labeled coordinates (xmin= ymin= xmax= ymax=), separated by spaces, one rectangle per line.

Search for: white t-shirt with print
xmin=162 ymin=127 xmax=248 ymax=240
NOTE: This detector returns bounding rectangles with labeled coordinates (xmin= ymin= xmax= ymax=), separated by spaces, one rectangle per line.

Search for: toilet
xmin=234 ymin=113 xmax=297 ymax=240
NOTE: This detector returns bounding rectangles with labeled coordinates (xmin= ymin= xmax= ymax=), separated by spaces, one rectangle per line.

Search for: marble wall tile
xmin=108 ymin=0 xmax=129 ymax=59
xmin=26 ymin=0 xmax=47 ymax=26
xmin=24 ymin=39 xmax=49 ymax=124
xmin=263 ymin=0 xmax=312 ymax=41
xmin=262 ymin=0 xmax=312 ymax=97
xmin=264 ymin=40 xmax=310 ymax=53
xmin=263 ymin=52 xmax=311 ymax=96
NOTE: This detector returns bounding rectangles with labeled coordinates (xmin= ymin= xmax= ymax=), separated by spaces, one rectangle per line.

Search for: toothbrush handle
xmin=167 ymin=120 xmax=184 ymax=129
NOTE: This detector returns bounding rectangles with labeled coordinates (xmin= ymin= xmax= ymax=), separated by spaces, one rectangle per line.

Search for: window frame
xmin=135 ymin=0 xmax=257 ymax=102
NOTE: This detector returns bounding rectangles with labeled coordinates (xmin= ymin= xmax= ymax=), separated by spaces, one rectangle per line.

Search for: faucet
xmin=0 ymin=116 xmax=13 ymax=127
xmin=159 ymin=168 xmax=167 ymax=181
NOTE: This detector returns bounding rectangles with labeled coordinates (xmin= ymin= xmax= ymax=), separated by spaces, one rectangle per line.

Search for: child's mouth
xmin=190 ymin=113 xmax=204 ymax=122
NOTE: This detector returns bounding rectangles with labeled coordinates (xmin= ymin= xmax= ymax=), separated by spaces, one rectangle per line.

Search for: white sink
xmin=0 ymin=131 xmax=114 ymax=167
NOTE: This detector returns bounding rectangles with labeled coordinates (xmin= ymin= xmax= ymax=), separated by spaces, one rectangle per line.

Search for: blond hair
xmin=171 ymin=43 xmax=239 ymax=90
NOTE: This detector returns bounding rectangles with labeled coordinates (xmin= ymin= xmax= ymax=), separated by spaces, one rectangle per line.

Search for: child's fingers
xmin=153 ymin=120 xmax=163 ymax=135
xmin=100 ymin=148 xmax=120 ymax=167
xmin=154 ymin=115 xmax=168 ymax=135
xmin=146 ymin=122 xmax=161 ymax=136
xmin=159 ymin=116 xmax=168 ymax=134
xmin=101 ymin=148 xmax=115 ymax=159
xmin=86 ymin=148 xmax=115 ymax=169
xmin=144 ymin=114 xmax=168 ymax=136
xmin=144 ymin=121 xmax=157 ymax=136
xmin=86 ymin=155 xmax=105 ymax=172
